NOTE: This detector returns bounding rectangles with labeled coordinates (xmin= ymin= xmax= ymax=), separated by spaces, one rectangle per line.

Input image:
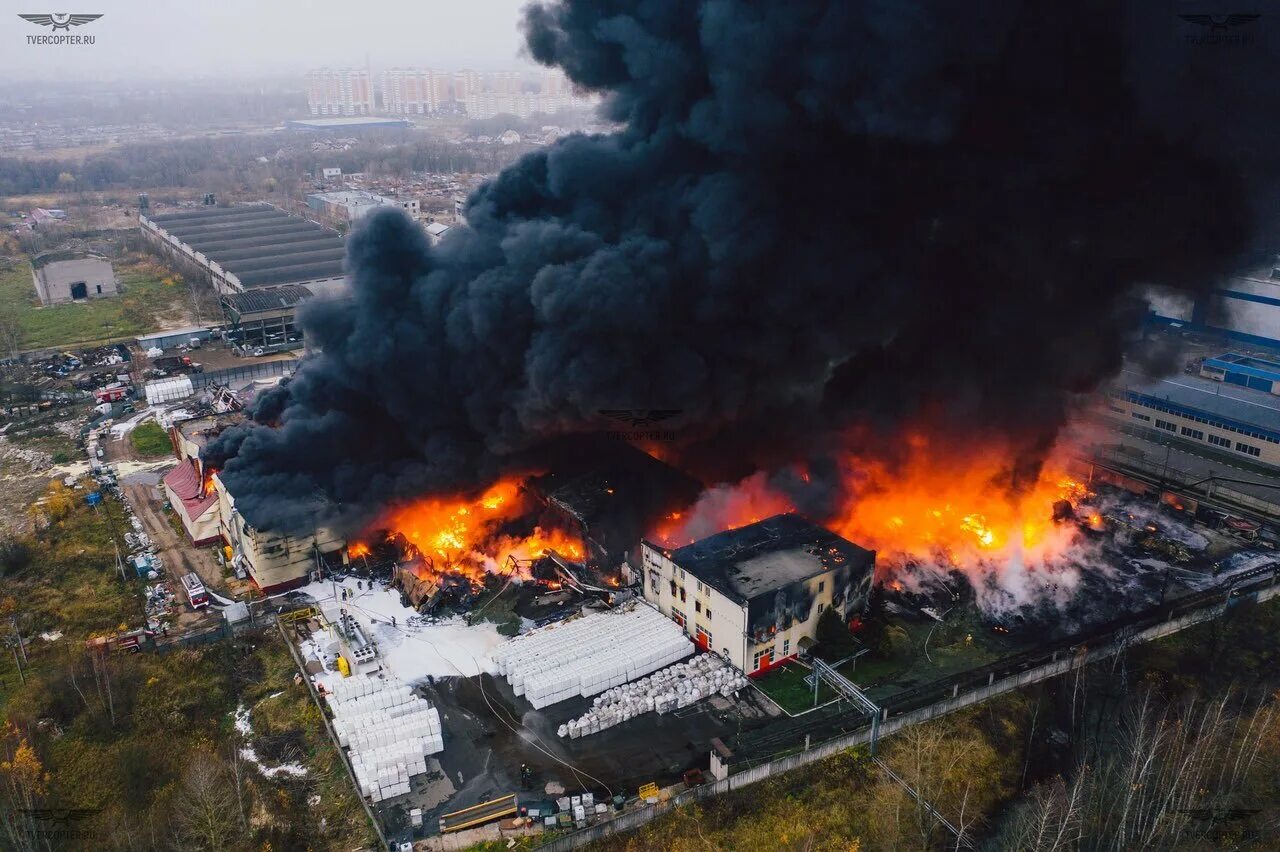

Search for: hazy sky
xmin=0 ymin=0 xmax=534 ymax=79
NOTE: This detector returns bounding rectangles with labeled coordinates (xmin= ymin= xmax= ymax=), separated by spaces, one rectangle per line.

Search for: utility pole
xmin=8 ymin=616 xmax=25 ymax=685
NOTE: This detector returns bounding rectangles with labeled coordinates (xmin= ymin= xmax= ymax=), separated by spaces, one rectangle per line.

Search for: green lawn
xmin=0 ymin=253 xmax=191 ymax=350
xmin=754 ymin=662 xmax=840 ymax=714
xmin=129 ymin=420 xmax=172 ymax=457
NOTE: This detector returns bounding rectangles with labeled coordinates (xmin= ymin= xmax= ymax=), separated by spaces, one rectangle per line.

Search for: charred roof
xmin=662 ymin=513 xmax=875 ymax=606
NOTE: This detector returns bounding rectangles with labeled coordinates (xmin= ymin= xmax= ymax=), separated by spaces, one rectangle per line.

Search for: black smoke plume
xmin=210 ymin=0 xmax=1280 ymax=534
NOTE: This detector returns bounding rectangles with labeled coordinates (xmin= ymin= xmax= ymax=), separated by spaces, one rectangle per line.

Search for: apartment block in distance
xmin=307 ymin=68 xmax=375 ymax=116
xmin=381 ymin=68 xmax=451 ymax=115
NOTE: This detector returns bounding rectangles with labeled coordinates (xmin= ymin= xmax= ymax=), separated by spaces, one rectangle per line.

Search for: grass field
xmin=754 ymin=662 xmax=839 ymax=713
xmin=129 ymin=420 xmax=172 ymax=457
xmin=0 ymin=253 xmax=193 ymax=350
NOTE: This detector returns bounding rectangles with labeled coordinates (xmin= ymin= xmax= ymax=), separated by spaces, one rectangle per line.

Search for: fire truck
xmin=181 ymin=572 xmax=210 ymax=610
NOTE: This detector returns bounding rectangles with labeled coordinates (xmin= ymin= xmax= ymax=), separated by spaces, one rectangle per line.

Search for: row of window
xmin=1126 ymin=407 xmax=1268 ymax=460
xmin=1125 ymin=396 xmax=1280 ymax=444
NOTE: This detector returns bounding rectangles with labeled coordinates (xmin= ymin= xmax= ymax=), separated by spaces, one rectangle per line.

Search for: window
xmin=818 ymin=603 xmax=826 ymax=615
xmin=1131 ymin=412 xmax=1151 ymax=422
xmin=696 ymin=626 xmax=712 ymax=648
xmin=673 ymin=611 xmax=685 ymax=628
xmin=1236 ymin=441 xmax=1262 ymax=457
xmin=679 ymin=587 xmax=686 ymax=602
xmin=669 ymin=580 xmax=677 ymax=597
xmin=1108 ymin=404 xmax=1125 ymax=414
xmin=818 ymin=581 xmax=825 ymax=593
xmin=1208 ymin=434 xmax=1231 ymax=448
xmin=705 ymin=608 xmax=711 ymax=619
xmin=1155 ymin=419 xmax=1177 ymax=432
xmin=649 ymin=570 xmax=660 ymax=595
xmin=1181 ymin=427 xmax=1204 ymax=440
xmin=695 ymin=600 xmax=702 ymax=614
xmin=782 ymin=639 xmax=791 ymax=657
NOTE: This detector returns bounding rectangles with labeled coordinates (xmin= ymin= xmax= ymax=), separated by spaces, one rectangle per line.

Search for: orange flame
xmin=650 ymin=436 xmax=1094 ymax=579
xmin=374 ymin=478 xmax=585 ymax=583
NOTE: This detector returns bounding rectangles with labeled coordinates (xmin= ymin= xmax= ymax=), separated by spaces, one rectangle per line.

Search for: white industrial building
xmin=306 ymin=190 xmax=421 ymax=225
xmin=641 ymin=514 xmax=875 ymax=675
xmin=31 ymin=252 xmax=118 ymax=304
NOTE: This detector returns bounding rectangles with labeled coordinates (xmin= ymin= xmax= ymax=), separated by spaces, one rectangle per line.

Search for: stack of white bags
xmin=324 ymin=676 xmax=443 ymax=802
xmin=492 ymin=602 xmax=694 ymax=709
xmin=558 ymin=653 xmax=748 ymax=738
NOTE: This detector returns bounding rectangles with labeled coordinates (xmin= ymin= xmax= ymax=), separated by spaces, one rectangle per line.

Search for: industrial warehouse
xmin=1107 ymin=356 xmax=1280 ymax=468
xmin=139 ymin=204 xmax=346 ymax=353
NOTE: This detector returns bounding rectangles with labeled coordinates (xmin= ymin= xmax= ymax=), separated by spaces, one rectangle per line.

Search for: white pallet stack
xmin=324 ymin=676 xmax=444 ymax=803
xmin=492 ymin=602 xmax=695 ymax=709
xmin=557 ymin=653 xmax=749 ymax=738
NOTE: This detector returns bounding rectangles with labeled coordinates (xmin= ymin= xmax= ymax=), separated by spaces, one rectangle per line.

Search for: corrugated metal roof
xmin=163 ymin=461 xmax=219 ymax=521
xmin=149 ymin=204 xmax=345 ymax=289
xmin=224 ymin=286 xmax=313 ymax=315
xmin=237 ymin=261 xmax=345 ymax=288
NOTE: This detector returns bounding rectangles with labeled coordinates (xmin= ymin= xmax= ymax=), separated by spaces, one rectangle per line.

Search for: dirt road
xmin=104 ymin=421 xmax=226 ymax=629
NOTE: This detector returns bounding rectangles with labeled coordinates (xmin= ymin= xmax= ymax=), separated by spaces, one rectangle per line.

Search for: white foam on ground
xmin=233 ymin=700 xmax=309 ymax=779
xmin=298 ymin=576 xmax=507 ymax=680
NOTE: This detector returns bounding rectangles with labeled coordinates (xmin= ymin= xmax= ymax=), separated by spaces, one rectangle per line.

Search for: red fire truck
xmin=181 ymin=572 xmax=210 ymax=610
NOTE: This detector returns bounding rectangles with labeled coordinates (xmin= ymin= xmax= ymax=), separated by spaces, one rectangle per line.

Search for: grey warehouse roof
xmin=664 ymin=513 xmax=875 ymax=605
xmin=147 ymin=205 xmax=345 ymax=290
xmin=225 ymin=285 xmax=313 ymax=315
xmin=1114 ymin=370 xmax=1280 ymax=436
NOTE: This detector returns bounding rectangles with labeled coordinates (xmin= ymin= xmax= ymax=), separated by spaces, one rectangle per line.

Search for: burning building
xmin=161 ymin=460 xmax=220 ymax=546
xmin=203 ymin=0 xmax=1280 ymax=627
xmin=215 ymin=475 xmax=346 ymax=594
xmin=528 ymin=439 xmax=703 ymax=572
xmin=641 ymin=513 xmax=875 ymax=675
xmin=168 ymin=413 xmax=347 ymax=592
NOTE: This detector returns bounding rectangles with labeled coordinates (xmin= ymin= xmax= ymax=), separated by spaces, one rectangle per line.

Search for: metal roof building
xmin=139 ymin=205 xmax=346 ymax=297
xmin=285 ymin=117 xmax=412 ymax=132
xmin=1114 ymin=370 xmax=1280 ymax=442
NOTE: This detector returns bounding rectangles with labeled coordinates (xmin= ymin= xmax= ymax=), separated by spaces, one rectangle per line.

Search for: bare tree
xmin=991 ymin=690 xmax=1280 ymax=851
xmin=173 ymin=751 xmax=242 ymax=851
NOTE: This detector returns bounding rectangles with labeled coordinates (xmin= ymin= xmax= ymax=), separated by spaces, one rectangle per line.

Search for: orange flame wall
xmin=349 ymin=478 xmax=585 ymax=582
xmin=652 ymin=436 xmax=1091 ymax=578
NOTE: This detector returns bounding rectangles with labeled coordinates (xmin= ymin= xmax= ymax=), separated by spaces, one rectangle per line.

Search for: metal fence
xmin=1085 ymin=447 xmax=1280 ymax=521
xmin=276 ymin=617 xmax=390 ymax=851
xmin=533 ymin=574 xmax=1280 ymax=851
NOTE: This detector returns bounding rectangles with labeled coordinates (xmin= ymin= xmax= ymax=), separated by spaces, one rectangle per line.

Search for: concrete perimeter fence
xmin=535 ymin=580 xmax=1280 ymax=851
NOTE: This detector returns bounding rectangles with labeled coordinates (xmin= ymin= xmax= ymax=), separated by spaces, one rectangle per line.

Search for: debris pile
xmin=324 ymin=675 xmax=444 ymax=803
xmin=558 ymin=653 xmax=748 ymax=738
xmin=492 ymin=602 xmax=693 ymax=709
